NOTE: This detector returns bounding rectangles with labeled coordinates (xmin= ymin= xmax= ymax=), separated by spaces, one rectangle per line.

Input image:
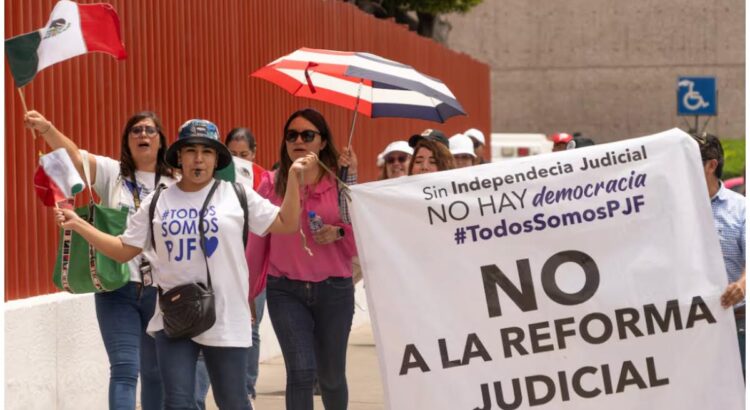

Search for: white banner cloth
xmin=349 ymin=129 xmax=744 ymax=410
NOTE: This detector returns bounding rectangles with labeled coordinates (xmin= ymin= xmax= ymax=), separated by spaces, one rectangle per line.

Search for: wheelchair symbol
xmin=678 ymin=80 xmax=710 ymax=111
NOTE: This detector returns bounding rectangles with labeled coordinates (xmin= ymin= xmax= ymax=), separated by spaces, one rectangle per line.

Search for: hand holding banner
xmin=350 ymin=129 xmax=744 ymax=410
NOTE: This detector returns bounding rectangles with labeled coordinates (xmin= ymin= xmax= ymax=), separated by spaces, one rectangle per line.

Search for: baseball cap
xmin=166 ymin=119 xmax=233 ymax=170
xmin=449 ymin=134 xmax=476 ymax=157
xmin=408 ymin=129 xmax=449 ymax=148
xmin=464 ymin=128 xmax=485 ymax=146
xmin=550 ymin=133 xmax=573 ymax=144
xmin=382 ymin=140 xmax=414 ymax=157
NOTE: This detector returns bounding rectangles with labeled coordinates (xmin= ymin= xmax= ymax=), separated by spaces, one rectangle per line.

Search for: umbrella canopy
xmin=252 ymin=47 xmax=465 ymax=123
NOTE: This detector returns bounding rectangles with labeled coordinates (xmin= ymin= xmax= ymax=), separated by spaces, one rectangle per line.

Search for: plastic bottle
xmin=308 ymin=211 xmax=324 ymax=233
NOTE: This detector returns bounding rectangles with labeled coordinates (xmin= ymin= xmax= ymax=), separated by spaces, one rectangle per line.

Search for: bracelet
xmin=41 ymin=123 xmax=52 ymax=134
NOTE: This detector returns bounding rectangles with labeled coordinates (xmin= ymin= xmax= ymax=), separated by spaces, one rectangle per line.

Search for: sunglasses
xmin=285 ymin=129 xmax=321 ymax=143
xmin=130 ymin=125 xmax=158 ymax=136
xmin=386 ymin=154 xmax=409 ymax=164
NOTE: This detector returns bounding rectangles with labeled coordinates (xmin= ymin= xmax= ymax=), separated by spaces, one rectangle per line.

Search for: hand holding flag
xmin=24 ymin=110 xmax=53 ymax=135
xmin=5 ymin=1 xmax=127 ymax=140
xmin=5 ymin=0 xmax=127 ymax=88
xmin=34 ymin=148 xmax=85 ymax=207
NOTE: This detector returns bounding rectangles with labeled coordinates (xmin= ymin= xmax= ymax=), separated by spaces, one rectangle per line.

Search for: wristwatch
xmin=337 ymin=227 xmax=345 ymax=239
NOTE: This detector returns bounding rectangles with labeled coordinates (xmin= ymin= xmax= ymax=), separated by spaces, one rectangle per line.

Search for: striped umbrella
xmin=252 ymin=47 xmax=466 ymax=180
xmin=251 ymin=47 xmax=466 ymax=124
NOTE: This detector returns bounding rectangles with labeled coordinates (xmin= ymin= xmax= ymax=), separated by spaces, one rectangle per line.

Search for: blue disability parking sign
xmin=677 ymin=77 xmax=717 ymax=116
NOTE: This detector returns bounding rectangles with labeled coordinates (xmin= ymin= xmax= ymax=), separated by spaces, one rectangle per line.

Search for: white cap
xmin=382 ymin=140 xmax=414 ymax=157
xmin=449 ymin=133 xmax=477 ymax=157
xmin=376 ymin=152 xmax=385 ymax=167
xmin=464 ymin=128 xmax=485 ymax=145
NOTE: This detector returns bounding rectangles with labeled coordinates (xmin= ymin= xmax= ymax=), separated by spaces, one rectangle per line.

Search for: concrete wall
xmin=5 ymin=285 xmax=372 ymax=409
xmin=443 ymin=0 xmax=745 ymax=142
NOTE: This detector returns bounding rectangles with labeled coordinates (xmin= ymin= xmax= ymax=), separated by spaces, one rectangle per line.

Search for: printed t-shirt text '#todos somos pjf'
xmin=120 ymin=180 xmax=279 ymax=347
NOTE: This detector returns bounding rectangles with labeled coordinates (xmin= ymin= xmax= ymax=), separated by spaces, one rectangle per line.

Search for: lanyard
xmin=130 ymin=173 xmax=161 ymax=210
xmin=129 ymin=172 xmax=161 ymax=292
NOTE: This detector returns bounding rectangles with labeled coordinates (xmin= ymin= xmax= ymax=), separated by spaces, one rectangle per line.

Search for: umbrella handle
xmin=339 ymin=166 xmax=349 ymax=183
xmin=339 ymin=87 xmax=360 ymax=183
xmin=347 ymin=84 xmax=362 ymax=148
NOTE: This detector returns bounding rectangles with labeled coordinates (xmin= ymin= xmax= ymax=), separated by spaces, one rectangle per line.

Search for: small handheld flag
xmin=34 ymin=148 xmax=85 ymax=207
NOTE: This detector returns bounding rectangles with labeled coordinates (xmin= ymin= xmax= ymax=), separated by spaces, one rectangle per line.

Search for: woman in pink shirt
xmin=249 ymin=108 xmax=356 ymax=410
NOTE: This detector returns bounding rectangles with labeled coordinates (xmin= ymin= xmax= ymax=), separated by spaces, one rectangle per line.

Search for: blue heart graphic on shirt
xmin=204 ymin=236 xmax=219 ymax=257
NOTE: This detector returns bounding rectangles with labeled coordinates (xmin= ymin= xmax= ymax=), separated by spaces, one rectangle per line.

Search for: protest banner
xmin=349 ymin=129 xmax=745 ymax=410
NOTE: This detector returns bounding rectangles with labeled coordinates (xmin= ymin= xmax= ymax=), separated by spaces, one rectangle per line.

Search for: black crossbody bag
xmin=155 ymin=180 xmax=220 ymax=339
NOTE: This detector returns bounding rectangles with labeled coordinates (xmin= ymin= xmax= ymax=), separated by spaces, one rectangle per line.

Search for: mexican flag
xmin=34 ymin=148 xmax=85 ymax=207
xmin=5 ymin=0 xmax=126 ymax=87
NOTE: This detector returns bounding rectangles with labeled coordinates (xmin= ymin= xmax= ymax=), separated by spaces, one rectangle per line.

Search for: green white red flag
xmin=34 ymin=148 xmax=85 ymax=207
xmin=5 ymin=0 xmax=126 ymax=87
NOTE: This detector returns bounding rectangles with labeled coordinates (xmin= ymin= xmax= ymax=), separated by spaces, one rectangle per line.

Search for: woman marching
xmin=54 ymin=119 xmax=314 ymax=409
xmin=26 ymin=110 xmax=174 ymax=410
xmin=249 ymin=108 xmax=358 ymax=410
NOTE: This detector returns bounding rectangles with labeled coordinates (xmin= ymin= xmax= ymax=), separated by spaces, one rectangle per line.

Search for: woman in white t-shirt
xmin=54 ymin=119 xmax=313 ymax=409
xmin=26 ymin=110 xmax=176 ymax=410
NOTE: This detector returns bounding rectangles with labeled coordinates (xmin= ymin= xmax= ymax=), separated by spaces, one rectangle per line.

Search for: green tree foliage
xmin=720 ymin=138 xmax=745 ymax=179
xmin=351 ymin=0 xmax=484 ymax=41
xmin=385 ymin=0 xmax=483 ymax=14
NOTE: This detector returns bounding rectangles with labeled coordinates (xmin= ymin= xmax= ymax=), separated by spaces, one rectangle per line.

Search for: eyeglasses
xmin=386 ymin=154 xmax=409 ymax=164
xmin=130 ymin=126 xmax=158 ymax=137
xmin=285 ymin=129 xmax=321 ymax=143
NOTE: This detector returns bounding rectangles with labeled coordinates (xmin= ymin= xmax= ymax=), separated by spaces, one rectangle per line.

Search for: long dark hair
xmin=274 ymin=108 xmax=339 ymax=198
xmin=119 ymin=111 xmax=174 ymax=179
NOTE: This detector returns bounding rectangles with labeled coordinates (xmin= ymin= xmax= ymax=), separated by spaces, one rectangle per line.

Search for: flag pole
xmin=17 ymin=87 xmax=37 ymax=139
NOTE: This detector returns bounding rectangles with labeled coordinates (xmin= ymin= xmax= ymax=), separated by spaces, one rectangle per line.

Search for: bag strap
xmin=199 ymin=180 xmax=221 ymax=289
xmin=58 ymin=207 xmax=105 ymax=293
xmin=60 ymin=226 xmax=75 ymax=292
xmin=81 ymin=151 xmax=96 ymax=205
xmin=69 ymin=153 xmax=106 ymax=292
xmin=149 ymin=184 xmax=168 ymax=251
xmin=232 ymin=182 xmax=249 ymax=248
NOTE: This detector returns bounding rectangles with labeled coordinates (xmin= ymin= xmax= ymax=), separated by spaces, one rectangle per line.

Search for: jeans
xmin=195 ymin=354 xmax=210 ymax=410
xmin=195 ymin=290 xmax=265 ymax=409
xmin=95 ymin=281 xmax=163 ymax=410
xmin=155 ymin=331 xmax=250 ymax=410
xmin=247 ymin=289 xmax=266 ymax=398
xmin=737 ymin=317 xmax=745 ymax=379
xmin=267 ymin=275 xmax=354 ymax=410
